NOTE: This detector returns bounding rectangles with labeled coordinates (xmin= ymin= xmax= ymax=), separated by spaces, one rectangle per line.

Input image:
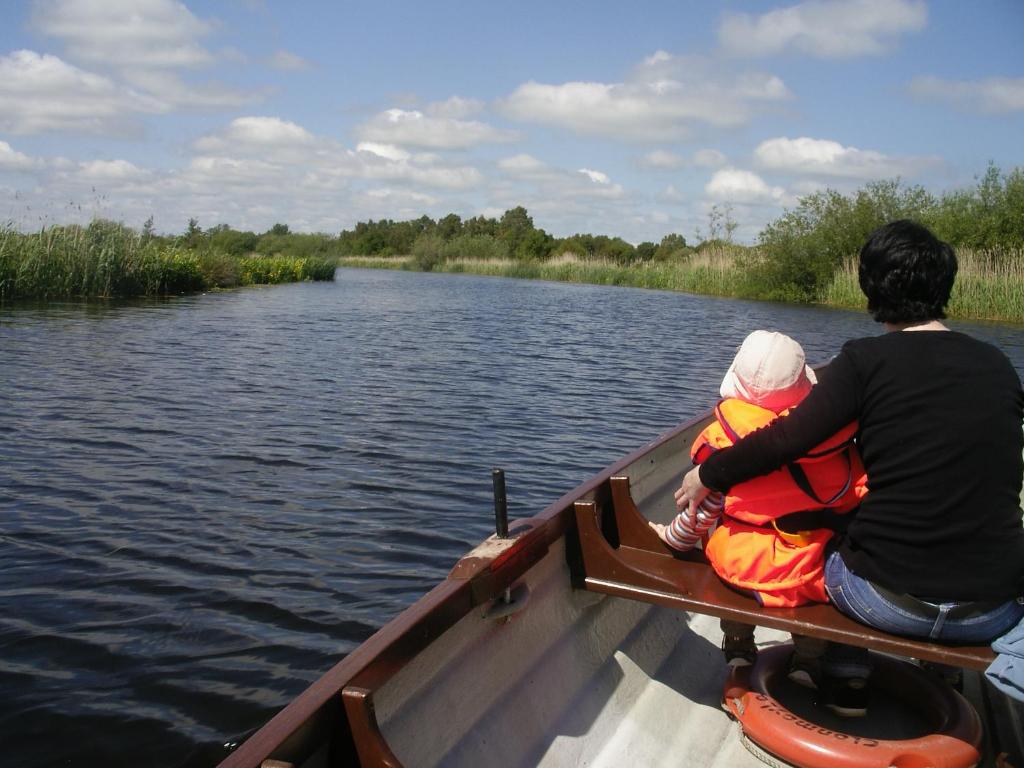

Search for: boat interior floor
xmin=529 ymin=614 xmax=1003 ymax=768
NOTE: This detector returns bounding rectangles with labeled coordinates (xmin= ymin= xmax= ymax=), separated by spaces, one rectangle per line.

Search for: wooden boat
xmin=219 ymin=409 xmax=1024 ymax=768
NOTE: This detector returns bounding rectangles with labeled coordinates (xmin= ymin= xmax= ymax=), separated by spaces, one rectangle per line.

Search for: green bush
xmin=411 ymin=233 xmax=445 ymax=271
xmin=926 ymin=165 xmax=1024 ymax=250
xmin=755 ymin=181 xmax=935 ymax=301
xmin=442 ymin=234 xmax=510 ymax=261
xmin=196 ymin=250 xmax=241 ymax=288
xmin=159 ymin=249 xmax=205 ymax=293
xmin=303 ymin=257 xmax=338 ymax=281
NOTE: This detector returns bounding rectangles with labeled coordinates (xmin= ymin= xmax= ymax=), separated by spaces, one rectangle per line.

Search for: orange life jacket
xmin=692 ymin=398 xmax=868 ymax=608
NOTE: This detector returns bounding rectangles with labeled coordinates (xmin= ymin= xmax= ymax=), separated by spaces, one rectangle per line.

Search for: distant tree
xmin=516 ymin=228 xmax=555 ymax=261
xmin=385 ymin=220 xmax=418 ymax=254
xmin=598 ymin=236 xmax=637 ymax=265
xmin=353 ymin=222 xmax=386 ymax=255
xmin=654 ymin=233 xmax=689 ymax=261
xmin=498 ymin=206 xmax=535 ymax=258
xmin=437 ymin=213 xmax=462 ymax=241
xmin=706 ymin=203 xmax=738 ymax=244
xmin=412 ymin=215 xmax=436 ymax=236
xmin=184 ymin=217 xmax=204 ymax=249
xmin=463 ymin=215 xmax=499 ymax=237
xmin=634 ymin=241 xmax=657 ymax=261
xmin=554 ymin=235 xmax=590 ymax=258
xmin=141 ymin=216 xmax=155 ymax=241
xmin=268 ymin=223 xmax=291 ymax=236
xmin=210 ymin=226 xmax=258 ymax=257
xmin=499 ymin=206 xmax=532 ymax=232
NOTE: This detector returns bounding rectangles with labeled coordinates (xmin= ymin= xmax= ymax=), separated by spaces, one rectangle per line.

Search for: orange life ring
xmin=722 ymin=645 xmax=983 ymax=768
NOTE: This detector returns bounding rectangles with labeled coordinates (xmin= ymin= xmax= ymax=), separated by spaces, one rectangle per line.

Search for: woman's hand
xmin=674 ymin=465 xmax=710 ymax=516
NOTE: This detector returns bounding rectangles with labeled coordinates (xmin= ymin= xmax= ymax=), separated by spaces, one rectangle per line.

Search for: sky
xmin=0 ymin=0 xmax=1022 ymax=244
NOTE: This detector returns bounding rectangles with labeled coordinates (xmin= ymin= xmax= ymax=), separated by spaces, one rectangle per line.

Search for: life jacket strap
xmin=714 ymin=399 xmax=856 ymax=508
xmin=786 ymin=450 xmax=853 ymax=506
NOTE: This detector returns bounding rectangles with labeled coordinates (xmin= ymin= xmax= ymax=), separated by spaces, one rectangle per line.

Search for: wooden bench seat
xmin=572 ymin=476 xmax=997 ymax=671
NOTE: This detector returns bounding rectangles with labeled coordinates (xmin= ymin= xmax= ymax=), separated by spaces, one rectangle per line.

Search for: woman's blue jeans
xmin=822 ymin=550 xmax=1024 ymax=678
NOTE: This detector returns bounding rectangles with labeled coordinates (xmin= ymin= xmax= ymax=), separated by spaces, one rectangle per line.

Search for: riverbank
xmin=0 ymin=222 xmax=338 ymax=301
xmin=339 ymin=246 xmax=1024 ymax=324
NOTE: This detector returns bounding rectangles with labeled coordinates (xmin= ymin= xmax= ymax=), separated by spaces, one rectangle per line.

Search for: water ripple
xmin=1 ymin=273 xmax=1021 ymax=767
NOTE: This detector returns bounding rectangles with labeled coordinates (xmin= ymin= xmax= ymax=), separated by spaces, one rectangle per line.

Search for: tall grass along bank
xmin=0 ymin=221 xmax=338 ymax=302
xmin=341 ymin=246 xmax=1024 ymax=324
xmin=821 ymin=248 xmax=1024 ymax=324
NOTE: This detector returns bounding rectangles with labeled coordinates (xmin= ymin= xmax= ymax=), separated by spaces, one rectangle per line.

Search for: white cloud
xmin=426 ymin=96 xmax=484 ymax=119
xmin=195 ymin=116 xmax=315 ymax=153
xmin=183 ymin=155 xmax=286 ymax=187
xmin=497 ymin=154 xmax=549 ymax=177
xmin=693 ymin=148 xmax=728 ymax=167
xmin=32 ymin=0 xmax=215 ymax=70
xmin=660 ymin=184 xmax=685 ymax=203
xmin=754 ymin=136 xmax=936 ymax=178
xmin=268 ymin=49 xmax=311 ymax=71
xmin=355 ymin=108 xmax=517 ymax=149
xmin=0 ymin=50 xmax=161 ymax=135
xmin=497 ymin=153 xmax=624 ymax=203
xmin=365 ymin=187 xmax=439 ymax=206
xmin=190 ymin=116 xmax=484 ymax=190
xmin=114 ymin=68 xmax=261 ymax=111
xmin=30 ymin=0 xmax=260 ymax=111
xmin=498 ymin=53 xmax=790 ymax=141
xmin=638 ymin=150 xmax=684 ymax=170
xmin=0 ymin=141 xmax=40 ymax=171
xmin=578 ymin=168 xmax=610 ymax=185
xmin=356 ymin=142 xmax=411 ymax=162
xmin=639 ymin=148 xmax=728 ymax=170
xmin=78 ymin=159 xmax=148 ymax=180
xmin=909 ymin=76 xmax=1024 ymax=115
xmin=351 ymin=151 xmax=483 ymax=189
xmin=706 ymin=168 xmax=785 ymax=204
xmin=719 ymin=0 xmax=927 ymax=58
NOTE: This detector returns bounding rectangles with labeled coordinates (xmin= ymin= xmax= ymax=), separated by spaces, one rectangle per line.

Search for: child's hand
xmin=649 ymin=521 xmax=670 ymax=544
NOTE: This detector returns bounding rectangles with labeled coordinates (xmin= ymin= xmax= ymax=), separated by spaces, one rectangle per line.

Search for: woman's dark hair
xmin=858 ymin=219 xmax=957 ymax=324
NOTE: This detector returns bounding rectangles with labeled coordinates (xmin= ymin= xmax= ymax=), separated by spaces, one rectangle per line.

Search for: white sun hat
xmin=719 ymin=330 xmax=817 ymax=412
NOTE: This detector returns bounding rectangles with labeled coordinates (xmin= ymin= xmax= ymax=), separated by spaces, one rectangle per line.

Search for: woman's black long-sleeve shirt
xmin=699 ymin=330 xmax=1024 ymax=600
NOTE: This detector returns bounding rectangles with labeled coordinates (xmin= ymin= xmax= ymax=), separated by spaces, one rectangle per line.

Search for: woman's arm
xmin=697 ymin=346 xmax=863 ymax=494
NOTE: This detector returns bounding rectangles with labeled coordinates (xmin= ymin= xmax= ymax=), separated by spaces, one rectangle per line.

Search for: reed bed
xmin=433 ymin=247 xmax=756 ymax=297
xmin=0 ymin=222 xmax=337 ymax=301
xmin=820 ymin=248 xmax=1024 ymax=323
xmin=339 ymin=245 xmax=1022 ymax=323
xmin=337 ymin=256 xmax=412 ymax=271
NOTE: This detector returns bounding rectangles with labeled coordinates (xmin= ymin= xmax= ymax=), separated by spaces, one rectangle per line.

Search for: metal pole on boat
xmin=492 ymin=468 xmax=509 ymax=538
xmin=492 ymin=468 xmax=512 ymax=604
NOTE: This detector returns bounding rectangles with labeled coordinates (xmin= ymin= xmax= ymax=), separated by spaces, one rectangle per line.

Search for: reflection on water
xmin=1 ymin=270 xmax=1021 ymax=767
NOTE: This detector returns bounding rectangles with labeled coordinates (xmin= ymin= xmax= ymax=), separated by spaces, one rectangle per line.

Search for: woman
xmin=675 ymin=220 xmax=1024 ymax=716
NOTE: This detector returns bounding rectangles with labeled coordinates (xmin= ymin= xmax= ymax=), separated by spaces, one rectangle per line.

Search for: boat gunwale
xmin=217 ymin=413 xmax=709 ymax=768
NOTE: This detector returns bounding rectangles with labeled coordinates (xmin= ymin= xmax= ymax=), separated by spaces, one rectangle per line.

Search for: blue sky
xmin=0 ymin=0 xmax=1022 ymax=244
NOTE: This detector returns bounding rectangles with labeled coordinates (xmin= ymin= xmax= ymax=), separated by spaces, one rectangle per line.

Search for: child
xmin=653 ymin=330 xmax=867 ymax=684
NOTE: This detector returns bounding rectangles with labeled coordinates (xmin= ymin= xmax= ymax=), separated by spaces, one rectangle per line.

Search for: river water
xmin=1 ymin=269 xmax=1021 ymax=767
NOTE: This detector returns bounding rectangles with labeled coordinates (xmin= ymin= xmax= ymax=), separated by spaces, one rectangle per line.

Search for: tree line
xmin=332 ymin=163 xmax=1022 ymax=300
xmin=17 ymin=162 xmax=1014 ymax=303
xmin=335 ymin=206 xmax=697 ymax=269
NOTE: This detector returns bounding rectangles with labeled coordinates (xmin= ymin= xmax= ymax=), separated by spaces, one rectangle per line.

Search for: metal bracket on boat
xmin=481 ymin=580 xmax=530 ymax=622
xmin=448 ymin=469 xmax=551 ymax=610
